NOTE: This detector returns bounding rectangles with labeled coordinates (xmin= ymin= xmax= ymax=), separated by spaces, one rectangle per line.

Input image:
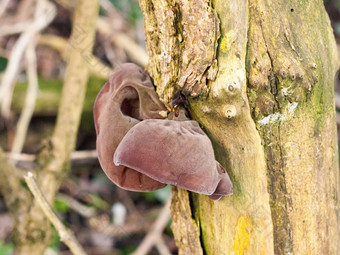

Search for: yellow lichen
xmin=219 ymin=31 xmax=235 ymax=53
xmin=232 ymin=215 xmax=252 ymax=255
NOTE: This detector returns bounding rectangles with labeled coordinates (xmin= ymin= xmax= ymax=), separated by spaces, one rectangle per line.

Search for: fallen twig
xmin=24 ymin=172 xmax=87 ymax=255
xmin=132 ymin=198 xmax=172 ymax=255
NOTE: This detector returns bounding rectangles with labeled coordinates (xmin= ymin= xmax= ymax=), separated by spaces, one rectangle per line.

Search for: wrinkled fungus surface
xmin=94 ymin=63 xmax=166 ymax=191
xmin=94 ymin=63 xmax=233 ymax=200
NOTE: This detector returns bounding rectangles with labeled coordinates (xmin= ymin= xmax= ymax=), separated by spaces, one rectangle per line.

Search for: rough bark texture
xmin=140 ymin=0 xmax=339 ymax=254
xmin=140 ymin=0 xmax=219 ymax=105
xmin=247 ymin=1 xmax=340 ymax=254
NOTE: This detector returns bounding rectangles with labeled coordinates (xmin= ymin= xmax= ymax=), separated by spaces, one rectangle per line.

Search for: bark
xmin=140 ymin=0 xmax=340 ymax=254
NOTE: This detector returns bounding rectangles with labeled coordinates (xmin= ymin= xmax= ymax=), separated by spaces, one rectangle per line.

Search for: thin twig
xmin=56 ymin=193 xmax=97 ymax=218
xmin=38 ymin=34 xmax=113 ymax=79
xmin=41 ymin=0 xmax=147 ymax=68
xmin=70 ymin=150 xmax=98 ymax=163
xmin=155 ymin=238 xmax=172 ymax=255
xmin=97 ymin=18 xmax=149 ymax=67
xmin=6 ymin=150 xmax=98 ymax=163
xmin=132 ymin=198 xmax=172 ymax=255
xmin=88 ymin=214 xmax=152 ymax=238
xmin=336 ymin=112 xmax=340 ymax=125
xmin=53 ymin=0 xmax=76 ymax=9
xmin=99 ymin=0 xmax=119 ymax=15
xmin=0 ymin=0 xmax=11 ymax=18
xmin=0 ymin=0 xmax=56 ymax=117
xmin=5 ymin=152 xmax=36 ymax=162
xmin=0 ymin=21 xmax=32 ymax=37
xmin=0 ymin=148 xmax=26 ymax=208
xmin=1 ymin=0 xmax=99 ymax=252
xmin=112 ymin=33 xmax=148 ymax=67
xmin=335 ymin=92 xmax=340 ymax=109
xmin=11 ymin=40 xmax=39 ymax=154
xmin=24 ymin=172 xmax=87 ymax=255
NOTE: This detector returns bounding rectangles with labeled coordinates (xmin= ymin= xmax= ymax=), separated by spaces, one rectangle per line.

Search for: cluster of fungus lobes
xmin=93 ymin=63 xmax=233 ymax=200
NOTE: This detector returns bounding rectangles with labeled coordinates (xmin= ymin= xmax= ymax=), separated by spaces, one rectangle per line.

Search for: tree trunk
xmin=139 ymin=0 xmax=340 ymax=254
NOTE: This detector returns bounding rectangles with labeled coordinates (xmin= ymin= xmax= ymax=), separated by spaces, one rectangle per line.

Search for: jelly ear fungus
xmin=94 ymin=63 xmax=233 ymax=200
xmin=94 ymin=63 xmax=166 ymax=191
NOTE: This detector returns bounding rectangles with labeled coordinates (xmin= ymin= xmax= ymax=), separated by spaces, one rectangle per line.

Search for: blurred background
xmin=0 ymin=0 xmax=339 ymax=254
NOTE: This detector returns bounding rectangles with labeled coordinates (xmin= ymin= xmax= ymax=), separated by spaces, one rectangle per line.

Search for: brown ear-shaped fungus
xmin=94 ymin=63 xmax=167 ymax=191
xmin=114 ymin=119 xmax=233 ymax=200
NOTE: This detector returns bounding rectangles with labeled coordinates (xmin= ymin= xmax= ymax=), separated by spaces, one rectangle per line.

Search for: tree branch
xmin=132 ymin=198 xmax=171 ymax=255
xmin=11 ymin=41 xmax=39 ymax=154
xmin=24 ymin=172 xmax=87 ymax=255
xmin=11 ymin=0 xmax=100 ymax=253
xmin=0 ymin=0 xmax=56 ymax=118
xmin=38 ymin=34 xmax=113 ymax=79
xmin=0 ymin=148 xmax=26 ymax=208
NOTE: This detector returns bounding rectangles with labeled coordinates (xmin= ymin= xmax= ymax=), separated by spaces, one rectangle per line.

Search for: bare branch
xmin=0 ymin=148 xmax=25 ymax=208
xmin=24 ymin=172 xmax=87 ymax=255
xmin=53 ymin=0 xmax=76 ymax=9
xmin=11 ymin=1 xmax=100 ymax=252
xmin=96 ymin=18 xmax=148 ymax=67
xmin=88 ymin=214 xmax=152 ymax=238
xmin=0 ymin=21 xmax=32 ymax=37
xmin=11 ymin=41 xmax=39 ymax=154
xmin=155 ymin=238 xmax=172 ymax=255
xmin=0 ymin=0 xmax=11 ymax=18
xmin=99 ymin=0 xmax=118 ymax=15
xmin=56 ymin=193 xmax=96 ymax=218
xmin=38 ymin=34 xmax=113 ymax=79
xmin=6 ymin=150 xmax=98 ymax=165
xmin=132 ymin=198 xmax=171 ymax=255
xmin=0 ymin=0 xmax=56 ymax=118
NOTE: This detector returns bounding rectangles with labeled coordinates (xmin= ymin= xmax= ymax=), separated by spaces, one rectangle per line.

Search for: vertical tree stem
xmin=14 ymin=0 xmax=99 ymax=254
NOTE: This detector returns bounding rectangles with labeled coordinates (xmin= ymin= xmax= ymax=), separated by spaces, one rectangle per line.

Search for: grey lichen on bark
xmin=247 ymin=0 xmax=340 ymax=254
xmin=141 ymin=0 xmax=274 ymax=254
xmin=140 ymin=0 xmax=340 ymax=254
xmin=187 ymin=0 xmax=274 ymax=253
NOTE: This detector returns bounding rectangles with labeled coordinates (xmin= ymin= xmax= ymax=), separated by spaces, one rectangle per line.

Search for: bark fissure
xmin=256 ymin=14 xmax=295 ymax=253
xmin=190 ymin=193 xmax=207 ymax=255
xmin=247 ymin=0 xmax=340 ymax=254
xmin=170 ymin=188 xmax=203 ymax=254
xmin=140 ymin=0 xmax=220 ymax=106
xmin=141 ymin=0 xmax=339 ymax=254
